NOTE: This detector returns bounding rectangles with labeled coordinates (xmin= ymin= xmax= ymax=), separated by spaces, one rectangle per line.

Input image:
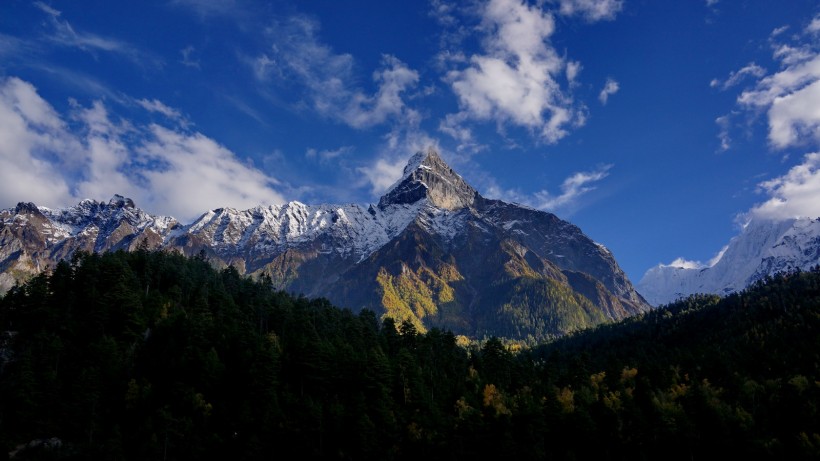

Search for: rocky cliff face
xmin=0 ymin=149 xmax=650 ymax=341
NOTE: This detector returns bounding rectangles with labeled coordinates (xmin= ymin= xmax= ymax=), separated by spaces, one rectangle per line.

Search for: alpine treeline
xmin=0 ymin=249 xmax=818 ymax=460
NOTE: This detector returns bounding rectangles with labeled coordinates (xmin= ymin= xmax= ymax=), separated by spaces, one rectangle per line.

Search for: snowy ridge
xmin=39 ymin=195 xmax=178 ymax=241
xmin=637 ymin=217 xmax=820 ymax=306
xmin=183 ymin=200 xmax=424 ymax=261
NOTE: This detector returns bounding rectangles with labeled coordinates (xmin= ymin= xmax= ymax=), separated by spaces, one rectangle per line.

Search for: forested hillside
xmin=1 ymin=250 xmax=818 ymax=460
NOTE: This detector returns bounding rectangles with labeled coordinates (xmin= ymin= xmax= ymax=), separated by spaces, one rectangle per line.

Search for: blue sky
xmin=1 ymin=0 xmax=819 ymax=283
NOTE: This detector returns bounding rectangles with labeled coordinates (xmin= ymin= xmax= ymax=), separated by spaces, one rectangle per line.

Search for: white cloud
xmin=357 ymin=157 xmax=408 ymax=196
xmin=734 ymin=28 xmax=820 ymax=149
xmin=31 ymin=2 xmax=160 ymax=69
xmin=0 ymin=77 xmax=77 ymax=207
xmin=180 ymin=45 xmax=200 ymax=69
xmin=137 ymin=126 xmax=284 ymax=219
xmin=482 ymin=164 xmax=611 ymax=214
xmin=566 ymin=60 xmax=582 ymax=85
xmin=445 ymin=0 xmax=584 ymax=143
xmin=343 ymin=55 xmax=420 ymax=128
xmin=557 ymin=0 xmax=624 ymax=22
xmin=136 ymin=98 xmax=184 ymax=121
xmin=305 ymin=146 xmax=352 ymax=163
xmin=659 ymin=243 xmax=727 ymax=270
xmin=809 ymin=16 xmax=820 ymax=34
xmin=711 ymin=63 xmax=766 ymax=90
xmin=771 ymin=25 xmax=790 ymax=38
xmin=717 ymin=19 xmax=820 ymax=151
xmin=0 ymin=76 xmax=285 ymax=221
xmin=705 ymin=0 xmax=719 ymax=7
xmin=715 ymin=114 xmax=731 ymax=151
xmin=257 ymin=16 xmax=419 ymax=129
xmin=598 ymin=78 xmax=619 ymax=104
xmin=170 ymin=0 xmax=241 ymax=19
xmin=34 ymin=2 xmax=132 ymax=55
xmin=664 ymin=257 xmax=705 ymax=270
xmin=766 ymin=79 xmax=820 ymax=148
xmin=532 ymin=164 xmax=612 ymax=210
xmin=748 ymin=152 xmax=820 ymax=220
xmin=358 ymin=131 xmax=442 ymax=196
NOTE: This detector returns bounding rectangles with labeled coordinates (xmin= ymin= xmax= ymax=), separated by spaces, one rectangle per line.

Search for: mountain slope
xmin=0 ymin=148 xmax=649 ymax=340
xmin=637 ymin=217 xmax=820 ymax=306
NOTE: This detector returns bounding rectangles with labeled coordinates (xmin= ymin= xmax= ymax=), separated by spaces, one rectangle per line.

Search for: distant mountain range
xmin=638 ymin=217 xmax=820 ymax=306
xmin=0 ymin=148 xmax=649 ymax=341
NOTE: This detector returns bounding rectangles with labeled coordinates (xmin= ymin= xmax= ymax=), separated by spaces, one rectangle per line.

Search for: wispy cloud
xmin=180 ymin=45 xmax=201 ymax=69
xmin=483 ymin=163 xmax=612 ymax=214
xmin=532 ymin=164 xmax=612 ymax=211
xmin=555 ymin=0 xmax=624 ymax=22
xmin=598 ymin=78 xmax=619 ymax=105
xmin=443 ymin=0 xmax=585 ymax=144
xmin=136 ymin=98 xmax=184 ymax=121
xmin=305 ymin=145 xmax=353 ymax=164
xmin=710 ymin=63 xmax=766 ymax=90
xmin=715 ymin=114 xmax=732 ymax=151
xmin=0 ymin=76 xmax=285 ymax=220
xmin=253 ymin=16 xmax=420 ymax=129
xmin=34 ymin=2 xmax=125 ymax=52
xmin=32 ymin=2 xmax=159 ymax=67
xmin=169 ymin=0 xmax=242 ymax=20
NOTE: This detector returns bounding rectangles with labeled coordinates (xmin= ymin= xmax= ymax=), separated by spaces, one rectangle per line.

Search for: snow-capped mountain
xmin=0 ymin=148 xmax=650 ymax=341
xmin=637 ymin=217 xmax=820 ymax=306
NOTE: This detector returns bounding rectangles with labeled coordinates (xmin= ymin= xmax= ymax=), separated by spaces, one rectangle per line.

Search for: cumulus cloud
xmin=0 ymin=77 xmax=77 ymax=207
xmin=556 ymin=0 xmax=624 ymax=22
xmin=357 ymin=157 xmax=408 ymax=196
xmin=0 ymin=76 xmax=285 ymax=221
xmin=256 ymin=16 xmax=419 ymax=129
xmin=748 ymin=152 xmax=820 ymax=220
xmin=809 ymin=16 xmax=820 ymax=34
xmin=445 ymin=0 xmax=584 ymax=143
xmin=729 ymin=20 xmax=820 ymax=149
xmin=598 ymin=78 xmax=619 ymax=105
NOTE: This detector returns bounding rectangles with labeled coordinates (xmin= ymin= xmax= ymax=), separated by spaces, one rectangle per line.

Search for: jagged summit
xmin=378 ymin=147 xmax=478 ymax=211
xmin=108 ymin=194 xmax=136 ymax=209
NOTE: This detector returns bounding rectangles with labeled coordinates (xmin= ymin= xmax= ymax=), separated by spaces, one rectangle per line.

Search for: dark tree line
xmin=0 ymin=250 xmax=818 ymax=460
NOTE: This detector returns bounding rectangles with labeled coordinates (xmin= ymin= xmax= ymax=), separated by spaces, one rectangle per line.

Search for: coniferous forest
xmin=1 ymin=249 xmax=819 ymax=460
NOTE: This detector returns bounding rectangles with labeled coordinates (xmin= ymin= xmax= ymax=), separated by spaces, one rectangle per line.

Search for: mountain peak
xmin=378 ymin=147 xmax=478 ymax=210
xmin=108 ymin=194 xmax=135 ymax=209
